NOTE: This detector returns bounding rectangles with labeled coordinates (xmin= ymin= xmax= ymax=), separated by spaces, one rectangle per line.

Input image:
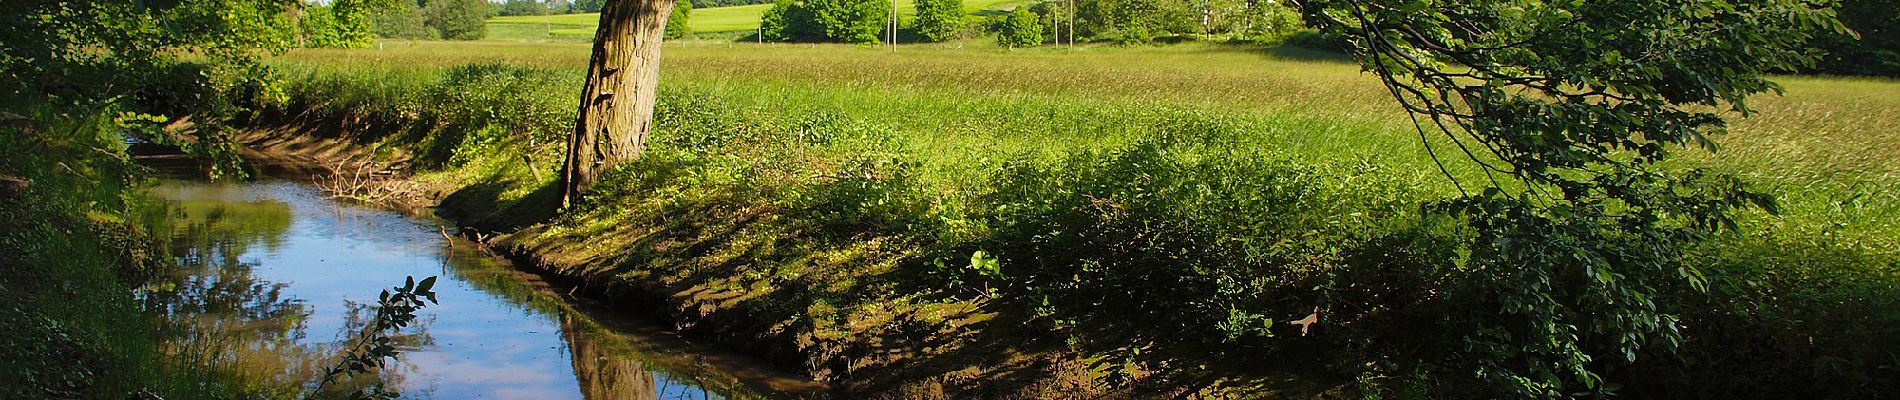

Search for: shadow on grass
xmin=438 ymin=175 xmax=561 ymax=231
xmin=1255 ymin=45 xmax=1355 ymax=62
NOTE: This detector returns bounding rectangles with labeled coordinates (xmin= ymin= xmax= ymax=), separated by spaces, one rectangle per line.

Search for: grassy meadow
xmin=253 ymin=40 xmax=1899 ymax=397
xmin=488 ymin=0 xmax=1031 ymax=40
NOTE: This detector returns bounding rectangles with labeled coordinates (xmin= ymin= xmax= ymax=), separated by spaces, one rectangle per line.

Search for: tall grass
xmin=254 ymin=42 xmax=1900 ymax=397
xmin=282 ymin=41 xmax=1900 ymax=245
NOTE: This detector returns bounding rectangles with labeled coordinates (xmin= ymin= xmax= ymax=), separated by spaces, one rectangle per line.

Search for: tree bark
xmin=561 ymin=0 xmax=675 ymax=209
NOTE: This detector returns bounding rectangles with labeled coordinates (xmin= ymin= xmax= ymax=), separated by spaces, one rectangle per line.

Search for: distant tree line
xmin=499 ymin=0 xmax=553 ymax=16
xmin=676 ymin=0 xmax=767 ymax=8
xmin=359 ymin=0 xmax=1897 ymax=77
xmin=1034 ymin=0 xmax=1892 ymax=75
xmin=302 ymin=0 xmax=489 ymax=44
xmin=755 ymin=0 xmax=1317 ymax=48
xmin=1014 ymin=0 xmax=1310 ymax=46
xmin=531 ymin=0 xmax=761 ymax=14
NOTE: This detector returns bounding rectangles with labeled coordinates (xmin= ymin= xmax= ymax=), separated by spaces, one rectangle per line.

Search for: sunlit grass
xmin=289 ymin=40 xmax=1900 ymax=176
xmin=278 ymin=39 xmax=1900 ymax=251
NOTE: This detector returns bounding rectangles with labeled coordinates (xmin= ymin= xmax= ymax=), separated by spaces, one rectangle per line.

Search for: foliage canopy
xmin=996 ymin=7 xmax=1044 ymax=48
xmin=425 ymin=0 xmax=492 ymax=40
xmin=912 ymin=0 xmax=964 ymax=42
xmin=302 ymin=0 xmax=379 ymax=48
xmin=666 ymin=0 xmax=695 ymax=39
xmin=499 ymin=0 xmax=553 ymax=16
xmin=1298 ymin=0 xmax=1849 ymax=395
xmin=762 ymin=0 xmax=892 ymax=43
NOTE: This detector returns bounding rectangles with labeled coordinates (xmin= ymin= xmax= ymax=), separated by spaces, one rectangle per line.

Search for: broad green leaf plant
xmin=317 ymin=276 xmax=439 ymax=399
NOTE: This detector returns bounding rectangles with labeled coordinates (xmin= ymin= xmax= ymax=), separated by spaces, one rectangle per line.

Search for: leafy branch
xmin=314 ymin=276 xmax=438 ymax=400
xmin=1292 ymin=0 xmax=1846 ymax=395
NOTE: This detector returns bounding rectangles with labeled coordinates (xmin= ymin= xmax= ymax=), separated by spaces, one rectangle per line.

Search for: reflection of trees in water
xmin=143 ymin=185 xmax=743 ymax=398
xmin=139 ymin=199 xmax=319 ymax=394
xmin=138 ymin=197 xmax=430 ymax=397
xmin=565 ymin=311 xmax=665 ymax=400
xmin=561 ymin=312 xmax=735 ymax=400
xmin=436 ymin=239 xmax=751 ymax=399
xmin=161 ymin=195 xmax=294 ymax=255
xmin=439 ymin=250 xmax=569 ymax=317
xmin=452 ymin=244 xmax=746 ymax=399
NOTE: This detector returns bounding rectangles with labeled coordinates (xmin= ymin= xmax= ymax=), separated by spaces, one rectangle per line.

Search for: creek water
xmin=141 ymin=176 xmax=819 ymax=399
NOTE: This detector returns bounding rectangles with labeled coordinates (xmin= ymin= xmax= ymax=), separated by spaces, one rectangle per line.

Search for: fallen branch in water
xmin=320 ymin=156 xmax=422 ymax=207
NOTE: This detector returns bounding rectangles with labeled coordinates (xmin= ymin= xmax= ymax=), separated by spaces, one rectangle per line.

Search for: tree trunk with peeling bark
xmin=561 ymin=0 xmax=675 ymax=209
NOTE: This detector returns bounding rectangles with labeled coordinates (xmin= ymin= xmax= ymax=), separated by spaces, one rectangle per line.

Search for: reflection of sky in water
xmin=161 ymin=181 xmax=741 ymax=399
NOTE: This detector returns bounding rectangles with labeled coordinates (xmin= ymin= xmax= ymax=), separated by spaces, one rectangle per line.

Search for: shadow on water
xmin=138 ymin=175 xmax=810 ymax=399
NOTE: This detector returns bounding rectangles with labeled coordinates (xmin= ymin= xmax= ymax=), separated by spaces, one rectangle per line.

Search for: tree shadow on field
xmin=478 ymin=155 xmax=1136 ymax=397
xmin=1253 ymin=46 xmax=1355 ymax=63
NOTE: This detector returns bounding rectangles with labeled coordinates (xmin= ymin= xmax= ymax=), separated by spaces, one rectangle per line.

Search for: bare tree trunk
xmin=561 ymin=0 xmax=676 ymax=209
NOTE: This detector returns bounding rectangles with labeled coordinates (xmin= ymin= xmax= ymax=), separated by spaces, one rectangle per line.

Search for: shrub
xmin=1281 ymin=29 xmax=1342 ymax=52
xmin=1612 ymin=233 xmax=1900 ymax=399
xmin=423 ymin=65 xmax=575 ymax=167
xmin=1110 ymin=23 xmax=1151 ymax=45
xmin=975 ymin=125 xmax=1421 ymax=383
xmin=300 ymin=6 xmax=344 ymax=46
xmin=996 ymin=8 xmax=1043 ymax=48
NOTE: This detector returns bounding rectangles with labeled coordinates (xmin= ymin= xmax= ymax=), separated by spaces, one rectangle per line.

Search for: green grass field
xmin=289 ymin=39 xmax=1900 ymax=270
xmin=300 ymin=40 xmax=1900 ymax=180
xmin=489 ymin=0 xmax=1030 ymax=40
xmin=264 ymin=40 xmax=1900 ymax=397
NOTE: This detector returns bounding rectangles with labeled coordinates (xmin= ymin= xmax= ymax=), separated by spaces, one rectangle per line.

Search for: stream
xmin=140 ymin=174 xmax=821 ymax=399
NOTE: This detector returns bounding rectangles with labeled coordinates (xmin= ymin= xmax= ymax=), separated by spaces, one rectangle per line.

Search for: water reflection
xmin=140 ymin=179 xmax=778 ymax=399
xmin=139 ymin=182 xmax=401 ymax=396
xmin=567 ymin=311 xmax=662 ymax=400
xmin=563 ymin=313 xmax=744 ymax=400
